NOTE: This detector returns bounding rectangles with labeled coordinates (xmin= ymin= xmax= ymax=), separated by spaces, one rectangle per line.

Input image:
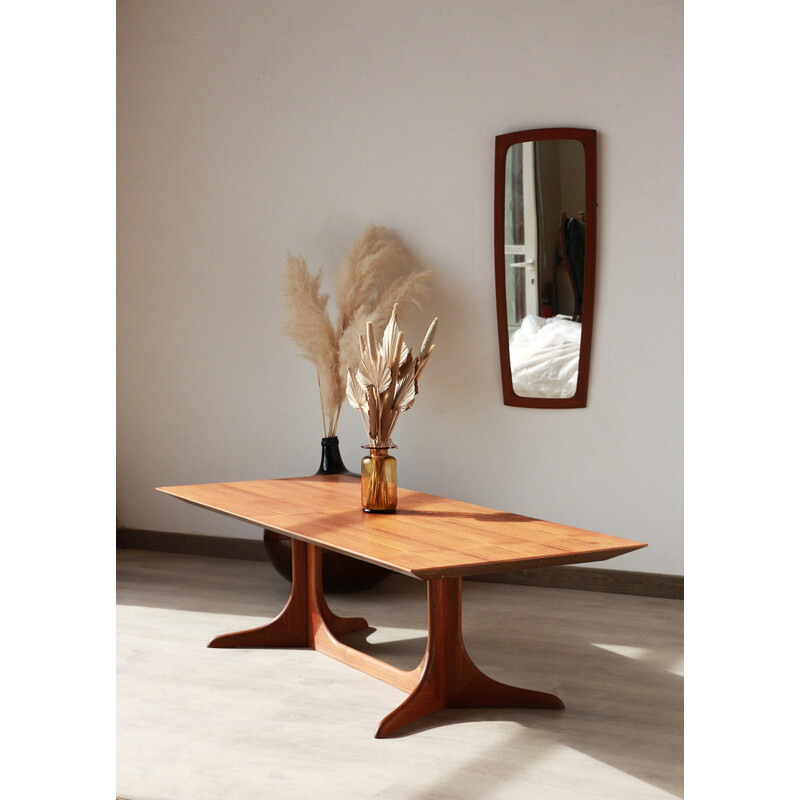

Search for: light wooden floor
xmin=117 ymin=550 xmax=683 ymax=800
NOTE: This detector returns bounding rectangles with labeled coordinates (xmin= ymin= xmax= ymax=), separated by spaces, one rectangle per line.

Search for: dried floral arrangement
xmin=346 ymin=304 xmax=438 ymax=448
xmin=281 ymin=225 xmax=434 ymax=437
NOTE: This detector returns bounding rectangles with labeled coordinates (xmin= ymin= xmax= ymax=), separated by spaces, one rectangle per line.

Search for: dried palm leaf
xmin=348 ymin=304 xmax=438 ymax=448
xmin=393 ymin=370 xmax=417 ymax=412
xmin=356 ymin=348 xmax=391 ymax=394
xmin=381 ymin=309 xmax=408 ymax=370
xmin=346 ymin=367 xmax=367 ymax=409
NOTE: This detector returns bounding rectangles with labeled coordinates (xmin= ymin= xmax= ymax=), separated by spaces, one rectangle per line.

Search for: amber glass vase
xmin=361 ymin=446 xmax=398 ymax=513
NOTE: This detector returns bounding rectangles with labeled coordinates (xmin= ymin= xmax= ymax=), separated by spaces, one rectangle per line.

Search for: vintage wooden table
xmin=157 ymin=475 xmax=646 ymax=737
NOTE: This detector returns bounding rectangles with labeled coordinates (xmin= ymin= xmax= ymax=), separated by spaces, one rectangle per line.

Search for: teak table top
xmin=157 ymin=475 xmax=646 ymax=580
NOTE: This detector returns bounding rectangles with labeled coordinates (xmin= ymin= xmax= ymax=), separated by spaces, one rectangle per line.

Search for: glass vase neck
xmin=362 ymin=444 xmax=397 ymax=455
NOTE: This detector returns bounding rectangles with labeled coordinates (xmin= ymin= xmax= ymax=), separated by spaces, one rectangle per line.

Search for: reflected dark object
xmin=494 ymin=128 xmax=597 ymax=407
xmin=562 ymin=212 xmax=585 ymax=320
xmin=263 ymin=437 xmax=391 ymax=593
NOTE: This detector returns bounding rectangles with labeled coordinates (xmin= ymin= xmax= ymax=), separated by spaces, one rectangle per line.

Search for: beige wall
xmin=117 ymin=0 xmax=683 ymax=575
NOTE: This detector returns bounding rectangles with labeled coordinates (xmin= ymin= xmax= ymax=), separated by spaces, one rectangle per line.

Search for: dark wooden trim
xmin=494 ymin=127 xmax=597 ymax=409
xmin=116 ymin=529 xmax=682 ymax=600
xmin=117 ymin=528 xmax=267 ymax=561
xmin=469 ymin=565 xmax=682 ymax=600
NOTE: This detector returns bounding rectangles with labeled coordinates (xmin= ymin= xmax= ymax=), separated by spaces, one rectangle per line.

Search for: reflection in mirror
xmin=494 ymin=128 xmax=596 ymax=408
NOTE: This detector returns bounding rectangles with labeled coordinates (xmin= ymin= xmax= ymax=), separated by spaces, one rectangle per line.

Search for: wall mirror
xmin=494 ymin=128 xmax=596 ymax=408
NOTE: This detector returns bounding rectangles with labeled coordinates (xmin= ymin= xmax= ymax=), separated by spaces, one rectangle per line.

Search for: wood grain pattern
xmin=157 ymin=475 xmax=645 ymax=580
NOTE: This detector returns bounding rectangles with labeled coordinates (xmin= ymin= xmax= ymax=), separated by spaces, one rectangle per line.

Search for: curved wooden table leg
xmin=309 ymin=544 xmax=369 ymax=638
xmin=376 ymin=577 xmax=564 ymax=738
xmin=208 ymin=539 xmax=368 ymax=648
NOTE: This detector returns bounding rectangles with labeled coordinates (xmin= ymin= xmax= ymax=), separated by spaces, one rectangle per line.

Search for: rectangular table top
xmin=157 ymin=475 xmax=646 ymax=580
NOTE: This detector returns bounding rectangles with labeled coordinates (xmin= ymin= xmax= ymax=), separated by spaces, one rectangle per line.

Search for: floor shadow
xmin=378 ymin=641 xmax=683 ymax=798
xmin=118 ymin=549 xmax=682 ymax=797
xmin=374 ymin=616 xmax=683 ymax=797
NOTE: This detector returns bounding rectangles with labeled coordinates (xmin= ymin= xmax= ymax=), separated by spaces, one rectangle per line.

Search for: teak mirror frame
xmin=494 ymin=127 xmax=597 ymax=408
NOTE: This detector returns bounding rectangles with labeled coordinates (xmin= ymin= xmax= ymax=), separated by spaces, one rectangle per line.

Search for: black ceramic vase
xmin=263 ymin=436 xmax=391 ymax=593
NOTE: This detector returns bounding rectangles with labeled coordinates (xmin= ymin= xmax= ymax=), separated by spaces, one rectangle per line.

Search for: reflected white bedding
xmin=509 ymin=315 xmax=581 ymax=398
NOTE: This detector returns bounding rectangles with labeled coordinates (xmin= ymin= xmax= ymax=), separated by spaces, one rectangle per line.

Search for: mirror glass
xmin=494 ymin=128 xmax=596 ymax=408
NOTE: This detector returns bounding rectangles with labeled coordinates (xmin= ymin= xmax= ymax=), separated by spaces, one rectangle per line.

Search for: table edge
xmin=156 ymin=484 xmax=647 ymax=581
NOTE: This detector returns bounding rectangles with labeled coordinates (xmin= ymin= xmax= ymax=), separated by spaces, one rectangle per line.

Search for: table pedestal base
xmin=209 ymin=540 xmax=564 ymax=737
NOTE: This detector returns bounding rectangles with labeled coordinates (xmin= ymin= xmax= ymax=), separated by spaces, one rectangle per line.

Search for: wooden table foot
xmin=375 ymin=577 xmax=564 ymax=738
xmin=208 ymin=539 xmax=369 ymax=648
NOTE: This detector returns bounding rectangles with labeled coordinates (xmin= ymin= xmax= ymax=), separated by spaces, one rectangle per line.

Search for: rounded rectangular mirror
xmin=494 ymin=128 xmax=596 ymax=408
